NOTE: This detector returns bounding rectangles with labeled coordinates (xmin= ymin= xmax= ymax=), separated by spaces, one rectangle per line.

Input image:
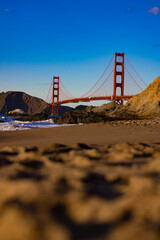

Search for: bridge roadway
xmin=53 ymin=95 xmax=133 ymax=105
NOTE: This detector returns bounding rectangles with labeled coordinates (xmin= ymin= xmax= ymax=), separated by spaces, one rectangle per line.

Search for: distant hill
xmin=0 ymin=91 xmax=73 ymax=115
xmin=75 ymin=105 xmax=88 ymax=110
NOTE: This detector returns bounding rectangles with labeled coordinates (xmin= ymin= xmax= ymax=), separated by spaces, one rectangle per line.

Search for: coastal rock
xmin=8 ymin=109 xmax=26 ymax=116
xmin=55 ymin=102 xmax=140 ymax=124
xmin=91 ymin=102 xmax=121 ymax=113
xmin=16 ymin=113 xmax=49 ymax=122
xmin=125 ymin=76 xmax=160 ymax=117
xmin=56 ymin=109 xmax=110 ymax=124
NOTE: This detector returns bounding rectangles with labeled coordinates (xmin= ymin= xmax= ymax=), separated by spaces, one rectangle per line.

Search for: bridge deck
xmin=53 ymin=95 xmax=133 ymax=105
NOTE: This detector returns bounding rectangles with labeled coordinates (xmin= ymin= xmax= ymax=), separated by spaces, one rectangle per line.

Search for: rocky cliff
xmin=125 ymin=76 xmax=160 ymax=117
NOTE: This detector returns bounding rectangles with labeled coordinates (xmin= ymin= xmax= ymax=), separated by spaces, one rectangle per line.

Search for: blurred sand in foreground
xmin=0 ymin=120 xmax=160 ymax=240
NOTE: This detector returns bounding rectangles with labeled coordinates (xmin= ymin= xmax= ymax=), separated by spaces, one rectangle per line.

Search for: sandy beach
xmin=1 ymin=120 xmax=160 ymax=147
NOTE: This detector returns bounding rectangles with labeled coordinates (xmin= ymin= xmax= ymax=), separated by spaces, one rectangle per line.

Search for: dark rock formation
xmin=16 ymin=113 xmax=49 ymax=122
xmin=8 ymin=109 xmax=27 ymax=117
xmin=56 ymin=110 xmax=113 ymax=124
xmin=55 ymin=102 xmax=140 ymax=124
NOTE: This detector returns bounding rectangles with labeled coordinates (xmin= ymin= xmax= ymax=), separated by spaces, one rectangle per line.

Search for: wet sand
xmin=0 ymin=121 xmax=160 ymax=147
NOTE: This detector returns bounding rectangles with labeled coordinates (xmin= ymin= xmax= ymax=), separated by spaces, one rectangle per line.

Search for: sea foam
xmin=0 ymin=116 xmax=67 ymax=131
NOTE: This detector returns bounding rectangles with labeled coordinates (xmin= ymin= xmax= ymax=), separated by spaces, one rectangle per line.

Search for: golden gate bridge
xmin=46 ymin=52 xmax=147 ymax=116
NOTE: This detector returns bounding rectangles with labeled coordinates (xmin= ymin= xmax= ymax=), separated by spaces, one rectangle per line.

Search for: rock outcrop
xmin=125 ymin=76 xmax=160 ymax=117
xmin=16 ymin=113 xmax=49 ymax=121
xmin=55 ymin=102 xmax=140 ymax=124
xmin=8 ymin=109 xmax=26 ymax=116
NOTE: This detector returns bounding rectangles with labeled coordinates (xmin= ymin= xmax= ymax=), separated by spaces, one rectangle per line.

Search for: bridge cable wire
xmin=59 ymin=79 xmax=75 ymax=99
xmin=80 ymin=54 xmax=114 ymax=98
xmin=59 ymin=90 xmax=74 ymax=102
xmin=59 ymin=88 xmax=74 ymax=101
xmin=124 ymin=66 xmax=143 ymax=91
xmin=89 ymin=69 xmax=114 ymax=97
xmin=46 ymin=83 xmax=52 ymax=103
xmin=124 ymin=54 xmax=147 ymax=87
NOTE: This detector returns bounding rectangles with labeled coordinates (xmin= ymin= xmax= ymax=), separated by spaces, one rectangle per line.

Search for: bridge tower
xmin=113 ymin=52 xmax=124 ymax=104
xmin=51 ymin=76 xmax=59 ymax=116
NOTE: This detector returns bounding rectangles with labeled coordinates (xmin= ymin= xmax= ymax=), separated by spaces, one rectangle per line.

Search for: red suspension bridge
xmin=46 ymin=52 xmax=147 ymax=116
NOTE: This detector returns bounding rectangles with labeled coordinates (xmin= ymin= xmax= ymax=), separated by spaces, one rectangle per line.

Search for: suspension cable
xmin=124 ymin=54 xmax=147 ymax=87
xmin=89 ymin=69 xmax=114 ymax=97
xmin=81 ymin=54 xmax=114 ymax=98
xmin=59 ymin=79 xmax=75 ymax=99
xmin=59 ymin=88 xmax=74 ymax=101
xmin=45 ymin=83 xmax=52 ymax=103
xmin=124 ymin=66 xmax=143 ymax=91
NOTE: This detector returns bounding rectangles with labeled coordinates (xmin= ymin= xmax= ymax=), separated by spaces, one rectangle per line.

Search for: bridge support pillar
xmin=113 ymin=52 xmax=124 ymax=105
xmin=51 ymin=76 xmax=59 ymax=116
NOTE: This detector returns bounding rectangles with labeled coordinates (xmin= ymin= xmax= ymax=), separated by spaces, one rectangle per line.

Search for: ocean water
xmin=0 ymin=115 xmax=68 ymax=132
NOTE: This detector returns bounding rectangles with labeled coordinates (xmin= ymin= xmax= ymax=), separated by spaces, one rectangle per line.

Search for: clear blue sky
xmin=0 ymin=0 xmax=160 ymax=106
